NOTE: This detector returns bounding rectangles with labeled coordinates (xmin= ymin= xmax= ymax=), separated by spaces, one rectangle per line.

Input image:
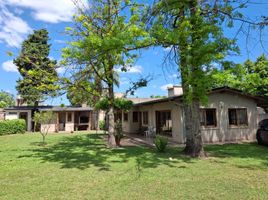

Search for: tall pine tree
xmin=14 ymin=29 xmax=59 ymax=105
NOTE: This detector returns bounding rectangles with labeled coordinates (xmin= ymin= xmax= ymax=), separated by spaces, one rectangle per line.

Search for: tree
xmin=62 ymin=0 xmax=151 ymax=147
xmin=14 ymin=29 xmax=59 ymax=106
xmin=148 ymin=0 xmax=268 ymax=157
xmin=0 ymin=91 xmax=14 ymax=108
xmin=149 ymin=1 xmax=240 ymax=157
xmin=33 ymin=111 xmax=56 ymax=144
xmin=211 ymin=54 xmax=268 ymax=97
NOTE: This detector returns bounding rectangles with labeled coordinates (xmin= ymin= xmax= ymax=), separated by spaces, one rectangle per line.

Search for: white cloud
xmin=54 ymin=39 xmax=66 ymax=44
xmin=116 ymin=65 xmax=142 ymax=74
xmin=0 ymin=4 xmax=32 ymax=47
xmin=160 ymin=84 xmax=173 ymax=91
xmin=3 ymin=0 xmax=88 ymax=23
xmin=169 ymin=74 xmax=178 ymax=79
xmin=164 ymin=46 xmax=172 ymax=52
xmin=2 ymin=60 xmax=18 ymax=72
xmin=56 ymin=67 xmax=65 ymax=74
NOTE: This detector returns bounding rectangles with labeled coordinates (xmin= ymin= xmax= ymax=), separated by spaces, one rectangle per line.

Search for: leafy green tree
xmin=14 ymin=29 xmax=59 ymax=106
xmin=0 ymin=91 xmax=14 ymax=108
xmin=149 ymin=1 xmax=267 ymax=157
xmin=62 ymin=0 xmax=151 ymax=147
xmin=33 ymin=111 xmax=56 ymax=144
xmin=212 ymin=54 xmax=268 ymax=97
xmin=149 ymin=0 xmax=240 ymax=156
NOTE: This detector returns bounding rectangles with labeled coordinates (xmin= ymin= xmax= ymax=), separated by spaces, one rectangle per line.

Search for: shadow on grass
xmin=205 ymin=143 xmax=268 ymax=170
xmin=19 ymin=133 xmax=193 ymax=170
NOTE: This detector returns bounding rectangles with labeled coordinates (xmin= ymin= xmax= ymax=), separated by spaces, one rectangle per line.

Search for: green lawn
xmin=0 ymin=132 xmax=268 ymax=200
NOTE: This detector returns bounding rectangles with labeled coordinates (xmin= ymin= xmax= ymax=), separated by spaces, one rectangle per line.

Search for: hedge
xmin=0 ymin=119 xmax=26 ymax=135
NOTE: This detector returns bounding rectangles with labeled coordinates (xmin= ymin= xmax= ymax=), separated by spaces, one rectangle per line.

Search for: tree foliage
xmin=33 ymin=111 xmax=56 ymax=144
xmin=0 ymin=90 xmax=14 ymax=108
xmin=211 ymin=54 xmax=268 ymax=97
xmin=62 ymin=0 xmax=151 ymax=147
xmin=95 ymin=97 xmax=133 ymax=111
xmin=14 ymin=29 xmax=59 ymax=105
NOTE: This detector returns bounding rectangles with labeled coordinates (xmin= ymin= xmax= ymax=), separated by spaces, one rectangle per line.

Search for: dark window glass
xmin=80 ymin=116 xmax=89 ymax=123
xmin=143 ymin=111 xmax=148 ymax=125
xmin=67 ymin=113 xmax=72 ymax=122
xmin=124 ymin=113 xmax=128 ymax=122
xmin=228 ymin=108 xmax=248 ymax=126
xmin=114 ymin=112 xmax=122 ymax=122
xmin=133 ymin=112 xmax=139 ymax=123
xmin=200 ymin=109 xmax=217 ymax=127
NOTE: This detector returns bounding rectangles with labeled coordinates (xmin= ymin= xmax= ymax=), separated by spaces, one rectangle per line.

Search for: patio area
xmin=123 ymin=132 xmax=183 ymax=147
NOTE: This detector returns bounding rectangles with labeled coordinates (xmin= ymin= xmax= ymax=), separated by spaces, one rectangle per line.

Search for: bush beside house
xmin=0 ymin=119 xmax=26 ymax=135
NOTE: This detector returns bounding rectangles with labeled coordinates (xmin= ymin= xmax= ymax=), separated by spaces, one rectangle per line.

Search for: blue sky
xmin=0 ymin=0 xmax=267 ymax=105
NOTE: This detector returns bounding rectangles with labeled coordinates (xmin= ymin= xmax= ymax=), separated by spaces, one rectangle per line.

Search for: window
xmin=123 ymin=112 xmax=128 ymax=122
xmin=80 ymin=116 xmax=89 ymax=124
xmin=114 ymin=112 xmax=122 ymax=122
xmin=133 ymin=111 xmax=139 ymax=123
xmin=156 ymin=110 xmax=172 ymax=134
xmin=67 ymin=113 xmax=72 ymax=122
xmin=228 ymin=108 xmax=248 ymax=126
xmin=142 ymin=111 xmax=148 ymax=125
xmin=9 ymin=112 xmax=17 ymax=115
xmin=200 ymin=109 xmax=217 ymax=127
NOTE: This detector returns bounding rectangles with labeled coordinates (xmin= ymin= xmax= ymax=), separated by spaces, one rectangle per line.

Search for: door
xmin=58 ymin=112 xmax=66 ymax=131
xmin=155 ymin=110 xmax=172 ymax=135
xmin=19 ymin=112 xmax=28 ymax=131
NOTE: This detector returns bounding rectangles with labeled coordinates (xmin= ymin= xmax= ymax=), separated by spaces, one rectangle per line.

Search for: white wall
xmin=123 ymin=92 xmax=260 ymax=144
xmin=123 ymin=100 xmax=185 ymax=143
xmin=65 ymin=112 xmax=75 ymax=132
xmin=5 ymin=110 xmax=32 ymax=131
xmin=200 ymin=93 xmax=258 ymax=143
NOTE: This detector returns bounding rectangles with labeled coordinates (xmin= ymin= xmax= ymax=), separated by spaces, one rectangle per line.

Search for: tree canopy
xmin=14 ymin=29 xmax=59 ymax=105
xmin=62 ymin=0 xmax=152 ymax=147
xmin=211 ymin=54 xmax=268 ymax=97
xmin=0 ymin=91 xmax=14 ymax=108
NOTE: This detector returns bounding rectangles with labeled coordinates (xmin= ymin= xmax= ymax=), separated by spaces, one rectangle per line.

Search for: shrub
xmin=114 ymin=120 xmax=123 ymax=146
xmin=99 ymin=120 xmax=106 ymax=130
xmin=0 ymin=119 xmax=26 ymax=135
xmin=154 ymin=135 xmax=168 ymax=152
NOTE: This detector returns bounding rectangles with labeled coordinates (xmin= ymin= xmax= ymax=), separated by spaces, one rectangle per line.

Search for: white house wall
xmin=200 ymin=93 xmax=258 ymax=143
xmin=123 ymin=100 xmax=185 ymax=143
xmin=123 ymin=92 xmax=260 ymax=144
xmin=5 ymin=110 xmax=32 ymax=131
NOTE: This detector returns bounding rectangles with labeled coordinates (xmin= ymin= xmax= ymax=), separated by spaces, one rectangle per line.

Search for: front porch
xmin=55 ymin=111 xmax=93 ymax=132
xmin=123 ymin=132 xmax=182 ymax=147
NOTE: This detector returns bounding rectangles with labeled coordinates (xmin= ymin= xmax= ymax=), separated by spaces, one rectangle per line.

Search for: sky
xmin=0 ymin=0 xmax=267 ymax=105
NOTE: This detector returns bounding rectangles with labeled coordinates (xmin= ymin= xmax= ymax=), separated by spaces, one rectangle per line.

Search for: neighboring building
xmin=4 ymin=106 xmax=105 ymax=132
xmin=121 ymin=86 xmax=267 ymax=143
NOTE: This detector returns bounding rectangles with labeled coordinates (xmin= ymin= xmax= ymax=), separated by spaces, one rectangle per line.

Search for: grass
xmin=0 ymin=132 xmax=268 ymax=200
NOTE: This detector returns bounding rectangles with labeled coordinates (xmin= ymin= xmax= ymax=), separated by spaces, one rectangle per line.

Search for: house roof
xmin=39 ymin=106 xmax=93 ymax=112
xmin=133 ymin=86 xmax=266 ymax=106
xmin=5 ymin=106 xmax=93 ymax=112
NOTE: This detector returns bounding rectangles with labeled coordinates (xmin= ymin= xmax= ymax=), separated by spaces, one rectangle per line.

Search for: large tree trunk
xmin=182 ymin=99 xmax=205 ymax=157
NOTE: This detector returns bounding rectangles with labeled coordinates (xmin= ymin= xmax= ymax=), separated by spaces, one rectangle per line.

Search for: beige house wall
xmin=201 ymin=93 xmax=258 ymax=143
xmin=5 ymin=110 xmax=32 ymax=131
xmin=41 ymin=111 xmax=92 ymax=133
xmin=65 ymin=112 xmax=75 ymax=132
xmin=123 ymin=92 xmax=260 ymax=144
xmin=123 ymin=100 xmax=185 ymax=143
xmin=41 ymin=124 xmax=57 ymax=133
xmin=0 ymin=109 xmax=4 ymax=120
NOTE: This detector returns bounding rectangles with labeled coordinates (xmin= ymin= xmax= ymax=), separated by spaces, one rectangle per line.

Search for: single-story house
xmin=120 ymin=86 xmax=267 ymax=143
xmin=4 ymin=105 xmax=105 ymax=132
